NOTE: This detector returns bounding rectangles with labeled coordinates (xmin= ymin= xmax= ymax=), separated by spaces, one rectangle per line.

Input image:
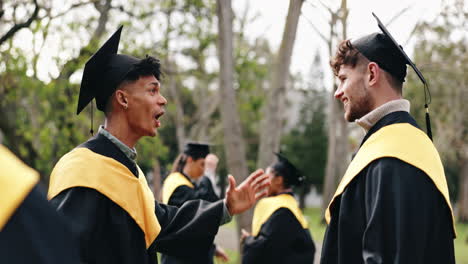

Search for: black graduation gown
xmin=320 ymin=111 xmax=455 ymax=264
xmin=49 ymin=133 xmax=224 ymax=264
xmin=167 ymin=175 xmax=220 ymax=207
xmin=0 ymin=185 xmax=80 ymax=264
xmin=242 ymin=193 xmax=316 ymax=264
xmin=0 ymin=144 xmax=79 ymax=264
xmin=161 ymin=174 xmax=220 ymax=264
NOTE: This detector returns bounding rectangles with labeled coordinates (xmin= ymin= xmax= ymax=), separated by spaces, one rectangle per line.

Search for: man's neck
xmin=356 ymin=99 xmax=410 ymax=132
xmin=104 ymin=117 xmax=140 ymax=148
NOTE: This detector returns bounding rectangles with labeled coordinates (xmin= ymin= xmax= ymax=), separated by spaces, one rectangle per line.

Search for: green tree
xmin=405 ymin=0 xmax=468 ymax=221
xmin=281 ymin=52 xmax=328 ymax=208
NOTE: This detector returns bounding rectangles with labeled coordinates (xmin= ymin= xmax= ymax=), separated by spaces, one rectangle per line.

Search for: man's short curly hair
xmin=330 ymin=39 xmax=403 ymax=93
xmin=124 ymin=55 xmax=162 ymax=82
xmin=330 ymin=39 xmax=367 ymax=76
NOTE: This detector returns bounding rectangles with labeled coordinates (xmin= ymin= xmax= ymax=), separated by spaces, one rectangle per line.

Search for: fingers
xmin=252 ymin=174 xmax=270 ymax=191
xmin=227 ymin=174 xmax=236 ymax=192
xmin=253 ymin=176 xmax=270 ymax=193
xmin=255 ymin=189 xmax=269 ymax=200
xmin=246 ymin=168 xmax=265 ymax=184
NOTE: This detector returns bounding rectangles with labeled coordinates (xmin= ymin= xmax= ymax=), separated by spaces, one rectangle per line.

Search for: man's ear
xmin=367 ymin=62 xmax=380 ymax=86
xmin=115 ymin=89 xmax=128 ymax=109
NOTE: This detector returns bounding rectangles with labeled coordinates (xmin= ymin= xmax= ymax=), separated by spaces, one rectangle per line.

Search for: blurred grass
xmin=455 ymin=221 xmax=468 ymax=264
xmin=303 ymin=207 xmax=326 ymax=244
xmin=216 ymin=207 xmax=468 ymax=264
xmin=215 ymin=249 xmax=240 ymax=264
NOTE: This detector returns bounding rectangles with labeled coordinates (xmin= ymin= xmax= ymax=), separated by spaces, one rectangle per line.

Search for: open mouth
xmin=155 ymin=111 xmax=165 ymax=120
xmin=154 ymin=111 xmax=165 ymax=127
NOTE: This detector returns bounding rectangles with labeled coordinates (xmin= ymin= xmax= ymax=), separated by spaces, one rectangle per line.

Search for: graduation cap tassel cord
xmin=372 ymin=12 xmax=434 ymax=141
xmin=425 ymin=105 xmax=433 ymax=141
xmin=423 ymin=80 xmax=433 ymax=141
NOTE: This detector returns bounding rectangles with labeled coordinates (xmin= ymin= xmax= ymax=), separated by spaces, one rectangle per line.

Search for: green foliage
xmin=0 ymin=0 xmax=321 ymax=196
xmin=235 ymin=37 xmax=273 ymax=172
xmin=404 ymin=0 xmax=468 ymax=200
xmin=281 ymin=88 xmax=328 ymax=192
xmin=136 ymin=136 xmax=169 ymax=173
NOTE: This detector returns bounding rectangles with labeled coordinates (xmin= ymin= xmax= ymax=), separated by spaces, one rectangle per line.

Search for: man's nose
xmin=334 ymin=87 xmax=343 ymax=99
xmin=159 ymin=95 xmax=167 ymax=105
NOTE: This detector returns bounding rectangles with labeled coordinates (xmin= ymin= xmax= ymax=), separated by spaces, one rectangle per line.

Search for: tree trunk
xmin=321 ymin=0 xmax=349 ymax=219
xmin=321 ymin=83 xmax=339 ymax=216
xmin=256 ymin=0 xmax=304 ymax=170
xmin=162 ymin=6 xmax=186 ymax=153
xmin=216 ymin=0 xmax=251 ymax=237
xmin=166 ymin=60 xmax=186 ymax=152
xmin=298 ymin=184 xmax=309 ymax=209
xmin=457 ymin=155 xmax=468 ymax=222
xmin=152 ymin=160 xmax=162 ymax=202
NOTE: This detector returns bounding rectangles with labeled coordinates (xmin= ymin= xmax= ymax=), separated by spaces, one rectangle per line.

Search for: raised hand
xmin=204 ymin=154 xmax=219 ymax=176
xmin=214 ymin=245 xmax=229 ymax=262
xmin=224 ymin=169 xmax=270 ymax=215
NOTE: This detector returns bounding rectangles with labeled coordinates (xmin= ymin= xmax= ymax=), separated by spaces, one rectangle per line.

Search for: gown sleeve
xmin=1 ymin=185 xmax=79 ymax=264
xmin=154 ymin=198 xmax=224 ymax=260
xmin=50 ymin=186 xmax=224 ymax=263
xmin=362 ymin=158 xmax=455 ymax=264
xmin=168 ymin=176 xmax=219 ymax=207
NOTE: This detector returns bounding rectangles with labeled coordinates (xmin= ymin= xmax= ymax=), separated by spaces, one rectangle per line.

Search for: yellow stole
xmin=252 ymin=194 xmax=308 ymax=236
xmin=325 ymin=123 xmax=455 ymax=236
xmin=161 ymin=172 xmax=194 ymax=204
xmin=48 ymin=147 xmax=161 ymax=248
xmin=0 ymin=145 xmax=39 ymax=230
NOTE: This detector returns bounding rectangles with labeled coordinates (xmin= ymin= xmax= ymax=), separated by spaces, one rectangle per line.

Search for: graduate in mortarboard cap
xmin=162 ymin=142 xmax=215 ymax=206
xmin=47 ymin=26 xmax=270 ymax=264
xmin=321 ymin=13 xmax=455 ymax=264
xmin=0 ymin=145 xmax=79 ymax=264
xmin=241 ymin=153 xmax=316 ymax=264
xmin=161 ymin=142 xmax=229 ymax=263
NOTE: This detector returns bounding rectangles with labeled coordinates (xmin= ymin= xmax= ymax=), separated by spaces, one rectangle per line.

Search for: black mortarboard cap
xmin=272 ymin=153 xmax=303 ymax=186
xmin=352 ymin=13 xmax=429 ymax=87
xmin=183 ymin=142 xmax=210 ymax=160
xmin=355 ymin=13 xmax=433 ymax=139
xmin=77 ymin=25 xmax=141 ymax=114
xmin=352 ymin=32 xmax=408 ymax=82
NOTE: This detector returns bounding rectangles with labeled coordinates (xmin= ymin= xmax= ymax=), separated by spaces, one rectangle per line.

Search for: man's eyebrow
xmin=150 ymin=82 xmax=160 ymax=87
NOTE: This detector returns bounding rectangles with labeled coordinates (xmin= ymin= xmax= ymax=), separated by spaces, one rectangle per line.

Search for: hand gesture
xmin=204 ymin=154 xmax=219 ymax=175
xmin=224 ymin=169 xmax=270 ymax=215
xmin=214 ymin=245 xmax=229 ymax=262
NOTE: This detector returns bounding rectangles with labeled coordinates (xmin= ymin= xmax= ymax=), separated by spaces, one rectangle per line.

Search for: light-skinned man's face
xmin=123 ymin=75 xmax=167 ymax=138
xmin=334 ymin=64 xmax=373 ymax=122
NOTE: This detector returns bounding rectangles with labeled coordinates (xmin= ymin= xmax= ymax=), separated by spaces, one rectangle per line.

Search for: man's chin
xmin=145 ymin=129 xmax=158 ymax=137
xmin=344 ymin=112 xmax=354 ymax=122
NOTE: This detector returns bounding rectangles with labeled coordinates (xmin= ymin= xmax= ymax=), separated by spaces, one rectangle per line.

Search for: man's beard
xmin=345 ymin=85 xmax=373 ymax=122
